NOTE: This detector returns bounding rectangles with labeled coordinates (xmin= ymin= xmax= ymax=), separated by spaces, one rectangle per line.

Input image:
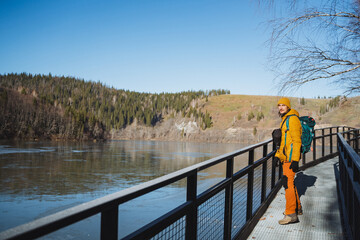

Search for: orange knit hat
xmin=277 ymin=97 xmax=291 ymax=108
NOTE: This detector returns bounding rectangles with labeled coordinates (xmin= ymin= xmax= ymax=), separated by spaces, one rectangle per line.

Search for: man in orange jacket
xmin=275 ymin=97 xmax=303 ymax=225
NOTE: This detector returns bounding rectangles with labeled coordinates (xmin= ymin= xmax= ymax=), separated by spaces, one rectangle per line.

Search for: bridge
xmin=249 ymin=157 xmax=343 ymax=239
xmin=0 ymin=127 xmax=359 ymax=240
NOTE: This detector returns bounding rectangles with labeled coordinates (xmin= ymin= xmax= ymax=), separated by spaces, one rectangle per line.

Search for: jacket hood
xmin=283 ymin=109 xmax=300 ymax=119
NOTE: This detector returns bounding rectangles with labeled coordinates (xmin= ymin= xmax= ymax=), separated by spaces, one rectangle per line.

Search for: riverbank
xmin=107 ymin=118 xmax=338 ymax=145
xmin=107 ymin=118 xmax=271 ymax=144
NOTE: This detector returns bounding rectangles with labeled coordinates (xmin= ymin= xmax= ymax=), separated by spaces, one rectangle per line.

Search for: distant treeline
xmin=0 ymin=73 xmax=230 ymax=140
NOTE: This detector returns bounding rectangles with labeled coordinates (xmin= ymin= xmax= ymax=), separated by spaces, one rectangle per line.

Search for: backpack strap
xmin=281 ymin=114 xmax=297 ymax=162
xmin=280 ymin=114 xmax=297 ymax=130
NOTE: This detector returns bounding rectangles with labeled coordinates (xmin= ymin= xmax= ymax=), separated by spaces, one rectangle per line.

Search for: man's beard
xmin=279 ymin=109 xmax=290 ymax=117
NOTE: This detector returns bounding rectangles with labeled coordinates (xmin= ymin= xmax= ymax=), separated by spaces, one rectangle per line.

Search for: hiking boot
xmin=283 ymin=208 xmax=303 ymax=216
xmin=278 ymin=213 xmax=299 ymax=225
xmin=298 ymin=208 xmax=303 ymax=215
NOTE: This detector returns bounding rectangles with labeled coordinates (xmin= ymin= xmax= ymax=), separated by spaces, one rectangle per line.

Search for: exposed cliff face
xmin=107 ymin=118 xmax=273 ymax=144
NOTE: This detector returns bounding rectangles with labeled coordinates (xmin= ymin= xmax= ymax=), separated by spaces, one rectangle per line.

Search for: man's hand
xmin=289 ymin=161 xmax=299 ymax=172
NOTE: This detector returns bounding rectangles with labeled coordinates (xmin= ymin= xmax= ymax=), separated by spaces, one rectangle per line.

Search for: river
xmin=0 ymin=140 xmax=249 ymax=239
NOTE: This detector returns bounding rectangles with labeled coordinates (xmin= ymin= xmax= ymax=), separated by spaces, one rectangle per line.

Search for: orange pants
xmin=282 ymin=162 xmax=302 ymax=215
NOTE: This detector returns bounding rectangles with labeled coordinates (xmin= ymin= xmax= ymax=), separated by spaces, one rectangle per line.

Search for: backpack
xmin=280 ymin=115 xmax=316 ymax=154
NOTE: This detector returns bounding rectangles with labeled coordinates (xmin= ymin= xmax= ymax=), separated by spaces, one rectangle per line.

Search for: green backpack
xmin=282 ymin=115 xmax=316 ymax=154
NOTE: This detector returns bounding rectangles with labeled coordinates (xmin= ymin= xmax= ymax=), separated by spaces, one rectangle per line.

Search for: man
xmin=275 ymin=97 xmax=303 ymax=225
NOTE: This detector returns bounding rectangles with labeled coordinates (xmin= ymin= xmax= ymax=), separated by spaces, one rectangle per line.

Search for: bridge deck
xmin=248 ymin=157 xmax=345 ymax=240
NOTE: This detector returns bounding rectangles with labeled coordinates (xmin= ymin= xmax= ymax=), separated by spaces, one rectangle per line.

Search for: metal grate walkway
xmin=248 ymin=157 xmax=345 ymax=240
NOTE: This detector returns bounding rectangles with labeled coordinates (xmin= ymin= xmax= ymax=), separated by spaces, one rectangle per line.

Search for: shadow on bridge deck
xmin=248 ymin=157 xmax=345 ymax=240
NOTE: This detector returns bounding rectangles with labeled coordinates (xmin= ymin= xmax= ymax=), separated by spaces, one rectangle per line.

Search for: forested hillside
xmin=1 ymin=73 xmax=358 ymax=143
xmin=0 ymin=73 xmax=229 ymax=140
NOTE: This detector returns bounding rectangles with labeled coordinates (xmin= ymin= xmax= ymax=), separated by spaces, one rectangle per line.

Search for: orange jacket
xmin=275 ymin=109 xmax=302 ymax=163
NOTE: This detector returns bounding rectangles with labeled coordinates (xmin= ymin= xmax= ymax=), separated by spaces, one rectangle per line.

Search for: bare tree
xmin=260 ymin=0 xmax=360 ymax=95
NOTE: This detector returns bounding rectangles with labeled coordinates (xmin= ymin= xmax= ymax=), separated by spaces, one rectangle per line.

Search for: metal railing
xmin=336 ymin=129 xmax=360 ymax=240
xmin=0 ymin=126 xmax=354 ymax=240
xmin=299 ymin=126 xmax=353 ymax=170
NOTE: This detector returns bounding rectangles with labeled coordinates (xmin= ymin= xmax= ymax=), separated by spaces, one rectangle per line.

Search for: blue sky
xmin=0 ymin=0 xmax=343 ymax=98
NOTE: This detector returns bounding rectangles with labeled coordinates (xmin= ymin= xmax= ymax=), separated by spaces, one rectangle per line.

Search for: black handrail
xmin=336 ymin=129 xmax=360 ymax=240
xmin=0 ymin=126 xmax=355 ymax=240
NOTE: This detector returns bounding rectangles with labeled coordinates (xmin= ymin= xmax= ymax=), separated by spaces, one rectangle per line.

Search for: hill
xmin=114 ymin=94 xmax=358 ymax=144
xmin=201 ymin=94 xmax=360 ymax=129
xmin=0 ymin=73 xmax=358 ymax=143
xmin=191 ymin=94 xmax=359 ymax=143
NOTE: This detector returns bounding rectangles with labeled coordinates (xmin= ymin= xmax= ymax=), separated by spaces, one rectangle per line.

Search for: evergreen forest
xmin=0 ymin=73 xmax=230 ymax=140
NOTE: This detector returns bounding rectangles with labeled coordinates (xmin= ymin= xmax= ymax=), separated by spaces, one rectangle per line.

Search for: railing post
xmin=186 ymin=172 xmax=197 ymax=240
xmin=347 ymin=151 xmax=353 ymax=169
xmin=261 ymin=144 xmax=268 ymax=203
xmin=313 ymin=131 xmax=317 ymax=161
xmin=101 ymin=205 xmax=119 ymax=240
xmin=246 ymin=150 xmax=254 ymax=221
xmin=355 ymin=197 xmax=360 ymax=240
xmin=302 ymin=151 xmax=306 ymax=166
xmin=322 ymin=129 xmax=325 ymax=157
xmin=355 ymin=130 xmax=359 ymax=154
xmin=336 ymin=127 xmax=340 ymax=154
xmin=330 ymin=128 xmax=333 ymax=154
xmin=347 ymin=168 xmax=353 ymax=239
xmin=224 ymin=158 xmax=234 ymax=240
xmin=271 ymin=149 xmax=276 ymax=189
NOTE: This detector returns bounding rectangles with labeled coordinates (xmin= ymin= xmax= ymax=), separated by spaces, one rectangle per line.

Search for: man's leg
xmin=283 ymin=162 xmax=299 ymax=215
xmin=279 ymin=162 xmax=299 ymax=224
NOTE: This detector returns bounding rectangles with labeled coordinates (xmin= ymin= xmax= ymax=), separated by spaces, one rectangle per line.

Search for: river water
xmin=0 ymin=140 xmax=249 ymax=239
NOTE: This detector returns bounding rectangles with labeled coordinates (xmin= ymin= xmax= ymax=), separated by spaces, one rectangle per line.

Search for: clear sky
xmin=0 ymin=0 xmax=344 ymax=98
